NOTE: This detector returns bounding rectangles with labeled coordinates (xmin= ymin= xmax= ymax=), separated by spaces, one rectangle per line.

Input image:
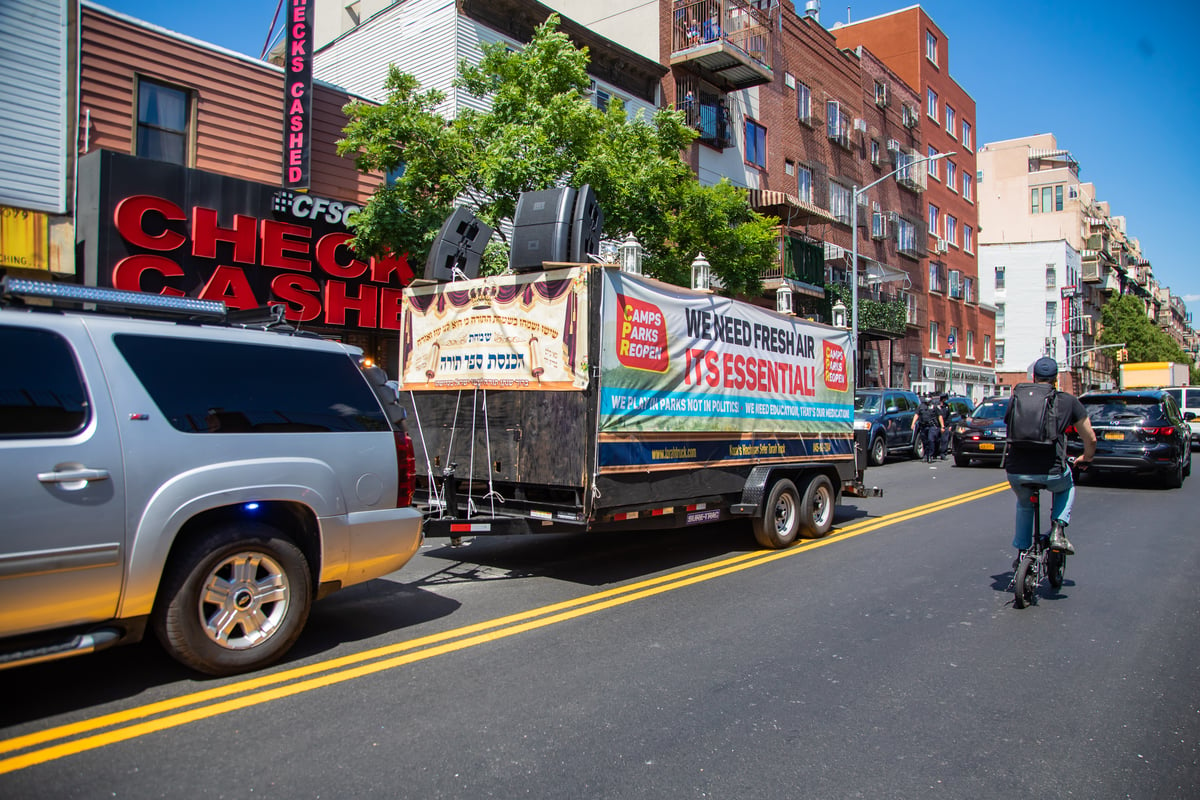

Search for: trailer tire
xmin=798 ymin=474 xmax=835 ymax=538
xmin=751 ymin=479 xmax=801 ymax=549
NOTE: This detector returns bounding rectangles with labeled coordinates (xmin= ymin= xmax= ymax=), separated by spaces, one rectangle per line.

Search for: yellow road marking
xmin=0 ymin=481 xmax=1008 ymax=774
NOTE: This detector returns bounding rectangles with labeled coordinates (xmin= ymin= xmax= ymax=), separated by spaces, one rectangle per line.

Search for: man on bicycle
xmin=1004 ymin=357 xmax=1096 ymax=556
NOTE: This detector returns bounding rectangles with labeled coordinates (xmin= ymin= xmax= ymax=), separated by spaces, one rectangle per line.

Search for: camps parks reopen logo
xmin=615 ymin=294 xmax=669 ymax=372
xmin=823 ymin=340 xmax=848 ymax=391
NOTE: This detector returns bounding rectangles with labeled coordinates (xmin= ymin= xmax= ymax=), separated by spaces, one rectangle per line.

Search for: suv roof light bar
xmin=0 ymin=277 xmax=228 ymax=320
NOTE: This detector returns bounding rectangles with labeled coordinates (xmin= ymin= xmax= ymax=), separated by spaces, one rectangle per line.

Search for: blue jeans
xmin=1007 ymin=467 xmax=1075 ymax=550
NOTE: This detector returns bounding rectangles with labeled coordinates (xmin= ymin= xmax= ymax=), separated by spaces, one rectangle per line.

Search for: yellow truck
xmin=1118 ymin=361 xmax=1190 ymax=390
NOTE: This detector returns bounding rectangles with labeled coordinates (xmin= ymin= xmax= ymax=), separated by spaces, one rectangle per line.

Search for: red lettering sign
xmin=823 ymin=340 xmax=848 ymax=392
xmin=615 ymin=294 xmax=669 ymax=373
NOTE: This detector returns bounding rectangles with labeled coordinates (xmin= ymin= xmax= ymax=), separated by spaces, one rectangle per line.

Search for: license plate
xmin=1104 ymin=431 xmax=1125 ymax=440
xmin=979 ymin=442 xmax=995 ymax=451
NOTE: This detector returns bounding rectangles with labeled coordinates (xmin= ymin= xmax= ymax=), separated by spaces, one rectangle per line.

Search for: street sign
xmin=947 ymin=333 xmax=956 ymax=346
xmin=945 ymin=348 xmax=954 ymax=356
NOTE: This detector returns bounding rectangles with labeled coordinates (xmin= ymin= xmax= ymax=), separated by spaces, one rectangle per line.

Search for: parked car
xmin=951 ymin=397 xmax=1009 ymax=467
xmin=0 ymin=279 xmax=423 ymax=675
xmin=854 ymin=388 xmax=923 ymax=466
xmin=1067 ymin=390 xmax=1192 ymax=488
xmin=1162 ymin=386 xmax=1200 ymax=449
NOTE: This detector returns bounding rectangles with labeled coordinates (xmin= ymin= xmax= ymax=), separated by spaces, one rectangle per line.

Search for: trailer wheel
xmin=798 ymin=475 xmax=835 ymax=538
xmin=752 ymin=479 xmax=801 ymax=549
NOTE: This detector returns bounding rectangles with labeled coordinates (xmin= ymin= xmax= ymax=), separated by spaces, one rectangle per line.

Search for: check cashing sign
xmin=597 ymin=269 xmax=853 ymax=473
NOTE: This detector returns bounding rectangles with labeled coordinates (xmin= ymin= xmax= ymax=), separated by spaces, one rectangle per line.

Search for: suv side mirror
xmin=1186 ymin=411 xmax=1196 ymax=421
xmin=885 ymin=406 xmax=899 ymax=414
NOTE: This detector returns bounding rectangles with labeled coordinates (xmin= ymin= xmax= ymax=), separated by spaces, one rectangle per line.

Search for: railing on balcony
xmin=761 ymin=232 xmax=824 ymax=287
xmin=671 ymin=0 xmax=774 ymax=91
xmin=675 ymin=75 xmax=732 ymax=149
xmin=826 ymin=280 xmax=908 ymax=336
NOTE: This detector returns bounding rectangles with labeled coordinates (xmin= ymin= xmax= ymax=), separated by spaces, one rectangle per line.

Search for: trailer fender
xmin=731 ymin=466 xmax=775 ymax=516
xmin=732 ymin=465 xmax=844 ymax=516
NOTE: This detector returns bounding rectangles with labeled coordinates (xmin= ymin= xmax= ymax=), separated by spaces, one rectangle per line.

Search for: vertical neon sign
xmin=283 ymin=0 xmax=313 ymax=190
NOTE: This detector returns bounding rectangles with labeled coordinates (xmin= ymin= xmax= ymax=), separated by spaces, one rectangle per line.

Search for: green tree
xmin=337 ymin=14 xmax=778 ymax=296
xmin=1098 ymin=293 xmax=1199 ymax=381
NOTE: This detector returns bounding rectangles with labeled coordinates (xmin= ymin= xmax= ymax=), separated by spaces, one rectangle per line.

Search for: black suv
xmin=854 ymin=388 xmax=923 ymax=465
xmin=1068 ymin=390 xmax=1193 ymax=488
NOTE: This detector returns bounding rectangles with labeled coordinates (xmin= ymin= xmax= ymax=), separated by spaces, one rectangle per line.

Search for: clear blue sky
xmin=99 ymin=0 xmax=1200 ymax=307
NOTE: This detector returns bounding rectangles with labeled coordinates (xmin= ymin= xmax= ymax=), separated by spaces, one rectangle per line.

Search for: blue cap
xmin=1033 ymin=357 xmax=1058 ymax=378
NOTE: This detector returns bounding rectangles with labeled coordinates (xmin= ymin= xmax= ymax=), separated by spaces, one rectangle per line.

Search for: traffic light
xmin=1117 ymin=348 xmax=1128 ymax=363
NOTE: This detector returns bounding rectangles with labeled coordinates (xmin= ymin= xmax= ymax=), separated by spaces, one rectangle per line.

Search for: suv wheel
xmin=869 ymin=434 xmax=887 ymax=466
xmin=154 ymin=522 xmax=312 ymax=676
xmin=912 ymin=436 xmax=925 ymax=461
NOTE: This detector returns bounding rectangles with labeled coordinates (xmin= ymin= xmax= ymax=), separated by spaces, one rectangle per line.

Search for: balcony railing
xmin=675 ymin=75 xmax=732 ymax=149
xmin=671 ymin=0 xmax=774 ymax=91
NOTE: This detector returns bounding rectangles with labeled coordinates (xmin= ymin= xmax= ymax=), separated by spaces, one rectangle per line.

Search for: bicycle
xmin=1009 ymin=479 xmax=1066 ymax=608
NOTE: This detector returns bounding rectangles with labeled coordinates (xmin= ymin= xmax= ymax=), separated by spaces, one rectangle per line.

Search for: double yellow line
xmin=0 ymin=481 xmax=1007 ymax=775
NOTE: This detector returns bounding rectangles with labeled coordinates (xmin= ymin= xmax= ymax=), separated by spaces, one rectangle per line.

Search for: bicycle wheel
xmin=1013 ymin=555 xmax=1038 ymax=608
xmin=1046 ymin=550 xmax=1065 ymax=590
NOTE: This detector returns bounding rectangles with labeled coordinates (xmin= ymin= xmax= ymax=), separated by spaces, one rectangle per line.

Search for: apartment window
xmin=1032 ymin=184 xmax=1065 ymax=214
xmin=136 ymin=77 xmax=191 ymax=165
xmin=929 ymin=261 xmax=945 ymax=293
xmin=870 ymin=139 xmax=881 ymax=165
xmin=949 ymin=326 xmax=959 ymax=354
xmin=871 ymin=203 xmax=886 ymax=238
xmin=745 ymin=118 xmax=767 ymax=168
xmin=1046 ymin=301 xmax=1057 ymax=327
xmin=963 ymin=275 xmax=974 ymax=303
xmin=797 ymin=166 xmax=813 ymax=203
xmin=927 ymin=88 xmax=939 ymax=121
xmin=797 ymin=81 xmax=812 ymax=124
xmin=945 ymin=215 xmax=958 ymax=246
xmin=928 ymin=146 xmax=939 ymax=179
xmin=926 ymin=31 xmax=939 ymax=65
xmin=996 ymin=341 xmax=1005 ymax=364
xmin=976 ymin=169 xmax=983 ymax=185
xmin=963 ymin=224 xmax=973 ymax=253
xmin=784 ymin=72 xmax=795 ymax=89
xmin=949 ymin=269 xmax=963 ymax=299
xmin=1046 ymin=265 xmax=1057 ymax=288
xmin=928 ymin=203 xmax=940 ymax=237
xmin=946 ymin=160 xmax=957 ymax=193
xmin=929 ymin=320 xmax=939 ymax=353
xmin=945 ymin=105 xmax=956 ymax=136
xmin=962 ymin=120 xmax=972 ymax=149
xmin=984 ymin=333 xmax=992 ymax=362
xmin=1045 ymin=337 xmax=1057 ymax=359
xmin=996 ymin=303 xmax=1005 ymax=331
xmin=995 ymin=266 xmax=1005 ymax=289
xmin=962 ymin=171 xmax=973 ymax=201
xmin=897 ymin=217 xmax=917 ymax=255
xmin=830 ymin=181 xmax=852 ymax=224
xmin=966 ymin=330 xmax=975 ymax=358
xmin=874 ymin=80 xmax=888 ymax=106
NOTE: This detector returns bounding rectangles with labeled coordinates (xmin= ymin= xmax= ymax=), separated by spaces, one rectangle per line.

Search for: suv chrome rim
xmin=199 ymin=551 xmax=290 ymax=650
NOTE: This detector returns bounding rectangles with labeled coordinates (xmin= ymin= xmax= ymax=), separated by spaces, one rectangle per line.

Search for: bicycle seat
xmin=1020 ymin=481 xmax=1049 ymax=490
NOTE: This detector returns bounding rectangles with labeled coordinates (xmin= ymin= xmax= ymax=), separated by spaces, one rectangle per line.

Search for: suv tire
xmin=869 ymin=434 xmax=887 ymax=467
xmin=154 ymin=522 xmax=313 ymax=676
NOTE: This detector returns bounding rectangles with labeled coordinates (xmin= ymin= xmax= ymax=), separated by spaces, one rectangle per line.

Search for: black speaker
xmin=424 ymin=206 xmax=493 ymax=281
xmin=570 ymin=184 xmax=603 ymax=263
xmin=510 ymin=187 xmax=576 ymax=271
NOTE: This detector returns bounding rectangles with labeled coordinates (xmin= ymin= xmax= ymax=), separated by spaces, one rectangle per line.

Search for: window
xmin=928 ymin=203 xmax=940 ymax=237
xmin=926 ymin=31 xmax=939 ymax=64
xmin=897 ymin=217 xmax=917 ymax=255
xmin=929 ymin=320 xmax=939 ymax=352
xmin=136 ymin=77 xmax=190 ymax=165
xmin=1046 ymin=301 xmax=1057 ymax=327
xmin=963 ymin=275 xmax=974 ymax=303
xmin=984 ymin=334 xmax=992 ymax=362
xmin=928 ymin=146 xmax=939 ymax=179
xmin=114 ymin=336 xmax=391 ymax=433
xmin=797 ymin=166 xmax=813 ymax=203
xmin=826 ymin=100 xmax=851 ymax=147
xmin=784 ymin=72 xmax=795 ymax=89
xmin=830 ymin=181 xmax=852 ymax=224
xmin=945 ymin=105 xmax=956 ymax=136
xmin=0 ymin=326 xmax=89 ymax=437
xmin=1032 ymin=184 xmax=1065 ymax=214
xmin=945 ymin=215 xmax=957 ymax=245
xmin=962 ymin=120 xmax=972 ymax=149
xmin=946 ymin=160 xmax=957 ymax=193
xmin=996 ymin=341 xmax=1005 ymax=364
xmin=785 ymin=159 xmax=795 ymax=176
xmin=995 ymin=266 xmax=1005 ymax=289
xmin=871 ymin=203 xmax=886 ymax=238
xmin=874 ymin=80 xmax=888 ymax=106
xmin=949 ymin=269 xmax=963 ymax=299
xmin=966 ymin=330 xmax=975 ymax=358
xmin=996 ymin=303 xmax=1005 ymax=331
xmin=745 ymin=118 xmax=767 ymax=168
xmin=929 ymin=261 xmax=945 ymax=293
xmin=797 ymin=81 xmax=812 ymax=124
xmin=962 ymin=171 xmax=973 ymax=201
xmin=1046 ymin=265 xmax=1057 ymax=288
xmin=963 ymin=225 xmax=973 ymax=253
xmin=1045 ymin=337 xmax=1057 ymax=359
xmin=927 ymin=88 xmax=939 ymax=121
xmin=870 ymin=139 xmax=880 ymax=165
xmin=949 ymin=326 xmax=959 ymax=354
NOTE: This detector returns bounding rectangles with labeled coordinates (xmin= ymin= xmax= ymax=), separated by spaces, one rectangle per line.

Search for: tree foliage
xmin=337 ymin=14 xmax=778 ymax=296
xmin=1098 ymin=293 xmax=1199 ymax=382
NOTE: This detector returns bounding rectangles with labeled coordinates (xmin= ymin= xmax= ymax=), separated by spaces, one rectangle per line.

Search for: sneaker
xmin=1012 ymin=550 xmax=1028 ymax=570
xmin=1048 ymin=521 xmax=1075 ymax=555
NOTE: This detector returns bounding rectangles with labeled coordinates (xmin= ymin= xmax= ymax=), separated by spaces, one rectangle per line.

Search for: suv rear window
xmin=1082 ymin=396 xmax=1164 ymax=425
xmin=114 ymin=334 xmax=389 ymax=433
xmin=0 ymin=325 xmax=89 ymax=437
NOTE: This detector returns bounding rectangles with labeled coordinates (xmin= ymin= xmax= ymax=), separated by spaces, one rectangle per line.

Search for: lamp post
xmin=850 ymin=150 xmax=956 ymax=388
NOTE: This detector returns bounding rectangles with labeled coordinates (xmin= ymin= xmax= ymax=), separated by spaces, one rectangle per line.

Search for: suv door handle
xmin=37 ymin=467 xmax=111 ymax=484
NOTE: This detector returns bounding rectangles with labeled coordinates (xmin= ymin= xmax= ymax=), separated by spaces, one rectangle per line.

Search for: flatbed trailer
xmin=398 ymin=264 xmax=877 ymax=548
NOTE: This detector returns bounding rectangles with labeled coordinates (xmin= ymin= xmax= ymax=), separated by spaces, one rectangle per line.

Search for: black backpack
xmin=917 ymin=403 xmax=939 ymax=427
xmin=1005 ymin=383 xmax=1059 ymax=446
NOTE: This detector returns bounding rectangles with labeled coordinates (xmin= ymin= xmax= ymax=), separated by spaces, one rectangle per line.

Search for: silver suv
xmin=0 ymin=279 xmax=422 ymax=675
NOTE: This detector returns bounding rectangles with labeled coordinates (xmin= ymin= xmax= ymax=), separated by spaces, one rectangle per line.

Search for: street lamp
xmin=850 ymin=150 xmax=956 ymax=387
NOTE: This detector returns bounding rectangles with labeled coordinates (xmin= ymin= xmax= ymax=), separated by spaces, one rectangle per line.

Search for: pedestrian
xmin=911 ymin=393 xmax=943 ymax=463
xmin=937 ymin=393 xmax=953 ymax=460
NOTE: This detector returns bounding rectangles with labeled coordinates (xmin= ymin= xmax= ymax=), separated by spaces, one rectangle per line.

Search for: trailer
xmin=398 ymin=264 xmax=876 ymax=549
xmin=1118 ymin=361 xmax=1190 ymax=390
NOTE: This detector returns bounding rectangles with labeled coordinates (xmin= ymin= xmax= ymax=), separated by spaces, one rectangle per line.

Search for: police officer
xmin=937 ymin=393 xmax=953 ymax=460
xmin=910 ymin=394 xmax=943 ymax=463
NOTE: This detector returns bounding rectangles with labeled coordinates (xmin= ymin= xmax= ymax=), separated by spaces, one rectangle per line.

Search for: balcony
xmin=827 ymin=281 xmax=907 ymax=338
xmin=675 ymin=76 xmax=732 ymax=149
xmin=671 ymin=0 xmax=774 ymax=91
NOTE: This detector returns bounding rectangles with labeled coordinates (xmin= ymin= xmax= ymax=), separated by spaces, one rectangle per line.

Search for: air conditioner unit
xmin=902 ymin=105 xmax=918 ymax=128
xmin=853 ymin=118 xmax=867 ymax=133
xmin=887 ymin=138 xmax=901 ymax=152
xmin=934 ymin=237 xmax=948 ymax=254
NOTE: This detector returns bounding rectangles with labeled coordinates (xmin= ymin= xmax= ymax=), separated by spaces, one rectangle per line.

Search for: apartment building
xmin=831 ymin=6 xmax=993 ymax=399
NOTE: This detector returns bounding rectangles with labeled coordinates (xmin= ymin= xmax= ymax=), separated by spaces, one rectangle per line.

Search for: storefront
xmin=76 ymin=149 xmax=413 ymax=372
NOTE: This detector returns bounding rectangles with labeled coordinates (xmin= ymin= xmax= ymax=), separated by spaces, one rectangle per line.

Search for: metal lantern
xmin=776 ymin=287 xmax=794 ymax=315
xmin=832 ymin=300 xmax=848 ymax=328
xmin=690 ymin=252 xmax=711 ymax=292
xmin=618 ymin=233 xmax=643 ymax=275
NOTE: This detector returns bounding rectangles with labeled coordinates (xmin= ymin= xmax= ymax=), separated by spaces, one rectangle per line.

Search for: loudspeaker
xmin=510 ymin=187 xmax=576 ymax=271
xmin=424 ymin=206 xmax=493 ymax=281
xmin=569 ymin=184 xmax=604 ymax=263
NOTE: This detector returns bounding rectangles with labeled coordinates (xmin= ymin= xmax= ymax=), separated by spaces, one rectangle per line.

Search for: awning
xmin=747 ymin=189 xmax=839 ymax=225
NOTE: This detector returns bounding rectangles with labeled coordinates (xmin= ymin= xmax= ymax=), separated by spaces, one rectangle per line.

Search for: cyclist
xmin=1004 ymin=357 xmax=1096 ymax=557
xmin=910 ymin=393 xmax=943 ymax=464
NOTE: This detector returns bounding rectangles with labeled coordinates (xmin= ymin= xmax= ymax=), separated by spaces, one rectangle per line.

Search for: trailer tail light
xmin=395 ymin=431 xmax=416 ymax=507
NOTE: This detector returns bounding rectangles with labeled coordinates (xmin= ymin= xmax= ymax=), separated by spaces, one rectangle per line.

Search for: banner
xmin=400 ymin=267 xmax=588 ymax=391
xmin=597 ymin=270 xmax=853 ymax=471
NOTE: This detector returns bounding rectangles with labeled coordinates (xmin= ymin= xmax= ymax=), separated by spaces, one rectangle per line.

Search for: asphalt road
xmin=2 ymin=457 xmax=1198 ymax=799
